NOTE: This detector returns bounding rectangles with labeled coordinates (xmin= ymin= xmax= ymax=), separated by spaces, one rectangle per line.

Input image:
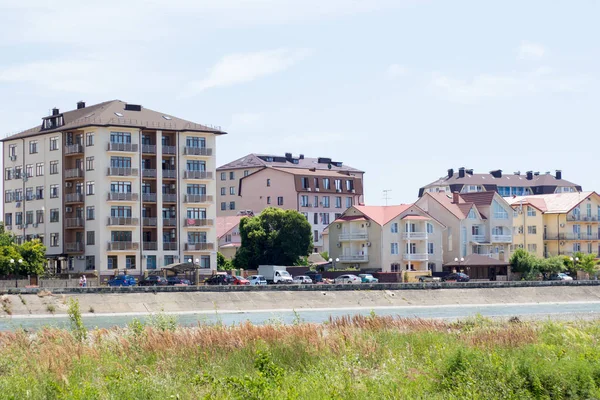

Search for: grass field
xmin=0 ymin=308 xmax=600 ymax=399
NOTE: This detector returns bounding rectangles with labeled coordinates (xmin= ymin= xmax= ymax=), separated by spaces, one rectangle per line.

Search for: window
xmin=86 ymin=157 xmax=94 ymax=171
xmin=346 ymin=197 xmax=352 ymax=208
xmin=587 ymin=203 xmax=592 ymax=218
xmin=4 ymin=190 xmax=12 ymax=203
xmin=200 ymin=255 xmax=211 ymax=269
xmin=111 ymin=206 xmax=132 ymax=217
xmin=126 ymin=256 xmax=136 ymax=269
xmin=323 ymin=178 xmax=330 ymax=190
xmin=527 ymin=244 xmax=537 ymax=252
xmin=86 ymin=132 xmax=94 ymax=146
xmin=111 ymin=231 xmax=132 ymax=242
xmin=25 ymin=164 xmax=33 ymax=178
xmin=527 ymin=226 xmax=537 ymax=234
xmin=267 ymin=179 xmax=271 ymax=187
xmin=573 ymin=243 xmax=581 ymax=252
xmin=186 ymin=136 xmax=205 ymax=148
xmin=220 ymin=172 xmax=226 ymax=181
xmin=527 ymin=207 xmax=536 ymax=217
xmin=230 ymin=186 xmax=235 ymax=195
xmin=346 ymin=180 xmax=354 ymax=191
xmin=50 ymin=209 xmax=59 ymax=222
xmin=107 ymin=256 xmax=118 ymax=270
xmin=187 ymin=208 xmax=207 ymax=219
xmin=186 ymin=160 xmax=205 ymax=171
xmin=110 ymin=181 xmax=132 ymax=193
xmin=110 ymin=131 xmax=131 ymax=144
xmin=26 ymin=187 xmax=33 ymax=201
xmin=8 ymin=144 xmax=17 ymax=158
xmin=406 ymin=242 xmax=417 ymax=254
xmin=14 ymin=189 xmax=22 ymax=201
xmin=468 ymin=209 xmax=477 ymax=219
xmin=277 ymin=197 xmax=283 ymax=206
xmin=391 ymin=264 xmax=400 ymax=273
xmin=244 ymin=170 xmax=249 ymax=177
xmin=87 ymin=231 xmax=95 ymax=245
xmin=15 ymin=212 xmax=22 ymax=225
xmin=391 ymin=223 xmax=398 ymax=233
xmin=86 ymin=206 xmax=95 ymax=220
xmin=14 ymin=166 xmax=21 ymax=179
xmin=313 ymin=213 xmax=318 ymax=224
xmin=29 ymin=140 xmax=38 ymax=154
xmin=111 ymin=156 xmax=132 ymax=168
xmin=187 ymin=231 xmax=207 ymax=243
xmin=85 ymin=256 xmax=95 ymax=270
xmin=492 ymin=200 xmax=509 ymax=219
xmin=225 ymin=234 xmax=232 ymax=243
xmin=50 ymin=185 xmax=59 ymax=198
xmin=229 ymin=171 xmax=235 ymax=180
xmin=49 ymin=136 xmax=58 ymax=151
xmin=50 ymin=161 xmax=58 ymax=174
xmin=229 ymin=201 xmax=235 ymax=210
xmin=334 ymin=179 xmax=342 ymax=191
xmin=25 ymin=211 xmax=33 ymax=225
xmin=427 ymin=223 xmax=434 ymax=234
xmin=302 ymin=212 xmax=309 ymax=220
xmin=4 ymin=213 xmax=11 ymax=226
xmin=4 ymin=168 xmax=12 ymax=181
xmin=221 ymin=202 xmax=226 ymax=210
xmin=86 ymin=181 xmax=95 ymax=195
xmin=36 ymin=210 xmax=43 ymax=224
xmin=220 ymin=187 xmax=226 ymax=196
xmin=322 ymin=196 xmax=330 ymax=208
xmin=164 ymin=255 xmax=174 ymax=266
xmin=314 ymin=230 xmax=319 ymax=243
xmin=36 ymin=163 xmax=44 ymax=176
xmin=335 ymin=197 xmax=342 ymax=208
xmin=267 ymin=196 xmax=271 ymax=205
xmin=301 ymin=195 xmax=309 ymax=207
xmin=147 ymin=256 xmax=157 ymax=270
xmin=187 ymin=184 xmax=206 ymax=195
xmin=50 ymin=233 xmax=59 ymax=247
xmin=427 ymin=242 xmax=434 ymax=254
xmin=301 ymin=177 xmax=309 ymax=189
xmin=314 ymin=178 xmax=319 ymax=189
xmin=391 ymin=243 xmax=399 ymax=255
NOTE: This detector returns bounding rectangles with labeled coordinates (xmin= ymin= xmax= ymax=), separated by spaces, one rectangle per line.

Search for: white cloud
xmin=518 ymin=41 xmax=546 ymax=60
xmin=386 ymin=64 xmax=409 ymax=78
xmin=184 ymin=49 xmax=312 ymax=95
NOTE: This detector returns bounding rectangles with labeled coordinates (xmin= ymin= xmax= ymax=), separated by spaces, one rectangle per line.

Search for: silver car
xmin=334 ymin=274 xmax=361 ymax=284
xmin=247 ymin=275 xmax=268 ymax=286
xmin=293 ymin=275 xmax=313 ymax=284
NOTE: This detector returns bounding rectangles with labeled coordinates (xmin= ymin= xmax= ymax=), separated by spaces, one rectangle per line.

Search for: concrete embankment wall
xmin=2 ymin=284 xmax=600 ymax=317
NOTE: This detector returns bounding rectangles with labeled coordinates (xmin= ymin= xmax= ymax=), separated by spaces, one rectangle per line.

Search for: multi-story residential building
xmin=216 ymin=215 xmax=244 ymax=259
xmin=415 ymin=191 xmax=514 ymax=273
xmin=508 ymin=192 xmax=600 ymax=258
xmin=2 ymin=100 xmax=225 ymax=277
xmin=419 ymin=168 xmax=581 ymax=197
xmin=217 ymin=153 xmax=364 ymax=252
xmin=328 ymin=204 xmax=445 ymax=272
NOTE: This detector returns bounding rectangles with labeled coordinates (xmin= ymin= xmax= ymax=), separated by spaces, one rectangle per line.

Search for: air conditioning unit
xmin=336 ymin=223 xmax=341 ymax=229
xmin=336 ymin=243 xmax=341 ymax=248
xmin=336 ymin=189 xmax=341 ymax=193
xmin=9 ymin=155 xmax=16 ymax=161
xmin=32 ymin=223 xmax=38 ymax=228
xmin=15 ymin=202 xmax=21 ymax=208
xmin=65 ymin=206 xmax=73 ymax=213
xmin=23 ymin=224 xmax=28 ymax=228
xmin=170 ymin=184 xmax=176 ymax=190
xmin=560 ymin=223 xmax=565 ymax=228
xmin=6 ymin=226 xmax=11 ymax=230
xmin=351 ymin=189 xmax=356 ymax=193
xmin=315 ymin=188 xmax=320 ymax=192
xmin=76 ymin=255 xmax=85 ymax=260
xmin=16 ymin=225 xmax=22 ymax=229
xmin=365 ymin=222 xmax=371 ymax=227
xmin=306 ymin=188 xmax=312 ymax=192
xmin=366 ymin=242 xmax=371 ymax=247
xmin=65 ymin=182 xmax=73 ymax=188
xmin=559 ymin=241 xmax=565 ymax=246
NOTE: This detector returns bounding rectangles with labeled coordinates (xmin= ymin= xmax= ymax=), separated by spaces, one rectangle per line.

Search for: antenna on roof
xmin=383 ymin=189 xmax=392 ymax=206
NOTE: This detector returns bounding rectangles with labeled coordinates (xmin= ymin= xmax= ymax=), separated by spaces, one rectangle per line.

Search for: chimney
xmin=77 ymin=101 xmax=86 ymax=109
xmin=299 ymin=154 xmax=304 ymax=159
xmin=490 ymin=169 xmax=502 ymax=178
xmin=458 ymin=167 xmax=466 ymax=178
xmin=555 ymin=170 xmax=562 ymax=180
xmin=285 ymin=152 xmax=292 ymax=159
xmin=466 ymin=169 xmax=474 ymax=175
xmin=452 ymin=191 xmax=460 ymax=204
xmin=52 ymin=107 xmax=60 ymax=116
xmin=526 ymin=171 xmax=533 ymax=180
xmin=447 ymin=168 xmax=454 ymax=178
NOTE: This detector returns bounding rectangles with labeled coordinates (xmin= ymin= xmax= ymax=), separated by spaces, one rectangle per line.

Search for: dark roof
xmin=2 ymin=100 xmax=226 ymax=142
xmin=444 ymin=254 xmax=510 ymax=267
xmin=460 ymin=191 xmax=497 ymax=206
xmin=217 ymin=153 xmax=363 ymax=173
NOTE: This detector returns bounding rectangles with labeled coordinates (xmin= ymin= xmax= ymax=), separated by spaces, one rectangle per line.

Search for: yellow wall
xmin=511 ymin=205 xmax=544 ymax=258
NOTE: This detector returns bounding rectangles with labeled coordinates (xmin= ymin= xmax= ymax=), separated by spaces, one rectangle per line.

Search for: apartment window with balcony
xmin=472 ymin=225 xmax=482 ymax=236
xmin=50 ymin=209 xmax=59 ymax=223
xmin=301 ymin=195 xmax=309 ymax=207
xmin=572 ymin=206 xmax=580 ymax=219
xmin=186 ymin=160 xmax=206 ymax=171
xmin=334 ymin=179 xmax=342 ymax=191
xmin=277 ymin=197 xmax=283 ymax=206
xmin=111 ymin=157 xmax=132 ymax=168
xmin=406 ymin=243 xmax=416 ymax=254
xmin=427 ymin=242 xmax=434 ymax=254
xmin=405 ymin=223 xmax=416 ymax=233
xmin=220 ymin=202 xmax=226 ymax=210
xmin=4 ymin=213 xmax=11 ymax=226
xmin=36 ymin=163 xmax=44 ymax=176
xmin=86 ymin=181 xmax=95 ymax=195
xmin=50 ymin=233 xmax=59 ymax=247
xmin=492 ymin=200 xmax=509 ymax=219
xmin=391 ymin=243 xmax=399 ymax=255
xmin=319 ymin=213 xmax=330 ymax=225
xmin=26 ymin=187 xmax=33 ymax=201
xmin=587 ymin=203 xmax=592 ymax=218
xmin=186 ymin=136 xmax=205 ymax=148
xmin=126 ymin=256 xmax=136 ymax=269
xmin=110 ymin=132 xmax=131 ymax=144
xmin=49 ymin=137 xmax=59 ymax=151
xmin=266 ymin=196 xmax=271 ymax=205
xmin=87 ymin=231 xmax=95 ymax=245
xmin=220 ymin=172 xmax=226 ymax=181
xmin=187 ymin=184 xmax=206 ymax=195
xmin=391 ymin=223 xmax=398 ymax=233
xmin=573 ymin=243 xmax=581 ymax=253
xmin=335 ymin=197 xmax=342 ymax=208
xmin=111 ymin=206 xmax=132 ymax=217
xmin=313 ymin=178 xmax=319 ymax=189
xmin=86 ymin=132 xmax=94 ymax=146
xmin=527 ymin=226 xmax=537 ymax=234
xmin=229 ymin=201 xmax=235 ymax=210
xmin=527 ymin=207 xmax=536 ymax=217
xmin=322 ymin=196 xmax=330 ymax=208
xmin=25 ymin=164 xmax=33 ymax=178
xmin=107 ymin=256 xmax=118 ymax=270
xmin=111 ymin=181 xmax=132 ymax=193
xmin=468 ymin=209 xmax=477 ymax=219
xmin=188 ymin=231 xmax=207 ymax=244
xmin=323 ymin=178 xmax=330 ymax=190
xmin=29 ymin=140 xmax=38 ymax=154
xmin=266 ymin=179 xmax=271 ymax=187
xmin=187 ymin=208 xmax=206 ymax=219
xmin=230 ymin=186 xmax=235 ymax=195
xmin=86 ymin=206 xmax=95 ymax=220
xmin=50 ymin=161 xmax=58 ymax=175
xmin=36 ymin=210 xmax=43 ymax=224
xmin=15 ymin=212 xmax=22 ymax=225
xmin=50 ymin=185 xmax=59 ymax=198
xmin=111 ymin=231 xmax=132 ymax=242
xmin=86 ymin=157 xmax=94 ymax=171
xmin=427 ymin=223 xmax=434 ymax=234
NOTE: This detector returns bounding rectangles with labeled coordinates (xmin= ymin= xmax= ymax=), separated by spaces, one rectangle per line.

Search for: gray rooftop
xmin=217 ymin=153 xmax=364 ymax=173
xmin=423 ymin=169 xmax=580 ymax=189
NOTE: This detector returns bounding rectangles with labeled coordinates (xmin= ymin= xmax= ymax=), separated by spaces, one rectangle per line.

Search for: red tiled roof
xmin=353 ymin=204 xmax=413 ymax=226
xmin=216 ymin=216 xmax=244 ymax=239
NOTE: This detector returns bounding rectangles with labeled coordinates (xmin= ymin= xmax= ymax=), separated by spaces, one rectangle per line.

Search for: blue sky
xmin=1 ymin=0 xmax=598 ymax=205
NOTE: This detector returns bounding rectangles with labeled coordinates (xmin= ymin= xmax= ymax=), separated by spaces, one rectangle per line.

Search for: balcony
xmin=107 ymin=192 xmax=139 ymax=201
xmin=581 ymin=216 xmax=598 ymax=222
xmin=491 ymin=235 xmax=512 ymax=243
xmin=162 ymin=145 xmax=176 ymax=155
xmin=184 ymin=218 xmax=213 ymax=227
xmin=471 ymin=234 xmax=486 ymax=243
xmin=143 ymin=217 xmax=157 ymax=226
xmin=107 ymin=241 xmax=139 ymax=251
xmin=143 ymin=242 xmax=158 ymax=250
xmin=107 ymin=217 xmax=139 ymax=226
xmin=184 ymin=194 xmax=213 ymax=203
xmin=142 ymin=193 xmax=157 ymax=202
xmin=184 ymin=170 xmax=212 ymax=180
xmin=184 ymin=242 xmax=214 ymax=251
xmin=142 ymin=144 xmax=156 ymax=154
xmin=163 ymin=218 xmax=177 ymax=227
xmin=184 ymin=147 xmax=213 ymax=156
xmin=403 ymin=253 xmax=429 ymax=261
xmin=107 ymin=143 xmax=138 ymax=152
xmin=338 ymin=254 xmax=369 ymax=263
xmin=65 ymin=242 xmax=84 ymax=253
xmin=142 ymin=169 xmax=157 ymax=178
xmin=401 ymin=232 xmax=427 ymax=240
xmin=338 ymin=232 xmax=369 ymax=241
xmin=65 ymin=168 xmax=84 ymax=179
xmin=65 ymin=218 xmax=84 ymax=228
xmin=163 ymin=193 xmax=177 ymax=203
xmin=163 ymin=169 xmax=177 ymax=179
xmin=65 ymin=193 xmax=84 ymax=204
xmin=544 ymin=233 xmax=600 ymax=241
xmin=107 ymin=167 xmax=139 ymax=177
xmin=163 ymin=242 xmax=178 ymax=251
xmin=64 ymin=144 xmax=83 ymax=155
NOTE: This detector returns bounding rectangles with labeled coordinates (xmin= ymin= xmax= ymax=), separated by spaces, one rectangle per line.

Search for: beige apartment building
xmin=327 ymin=204 xmax=445 ymax=272
xmin=2 ymin=100 xmax=224 ymax=277
xmin=217 ymin=153 xmax=364 ymax=252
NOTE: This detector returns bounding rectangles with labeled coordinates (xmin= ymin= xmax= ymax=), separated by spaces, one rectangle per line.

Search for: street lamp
xmin=328 ymin=258 xmax=340 ymax=270
xmin=454 ymin=257 xmax=464 ymax=273
xmin=10 ymin=258 xmax=23 ymax=288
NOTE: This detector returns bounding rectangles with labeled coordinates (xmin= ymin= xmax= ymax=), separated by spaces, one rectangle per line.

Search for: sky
xmin=1 ymin=0 xmax=599 ymax=206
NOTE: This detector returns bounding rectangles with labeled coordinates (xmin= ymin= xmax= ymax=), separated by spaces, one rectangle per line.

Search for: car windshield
xmin=236 ymin=276 xmax=244 ymax=280
xmin=280 ymin=271 xmax=291 ymax=277
xmin=256 ymin=275 xmax=265 ymax=280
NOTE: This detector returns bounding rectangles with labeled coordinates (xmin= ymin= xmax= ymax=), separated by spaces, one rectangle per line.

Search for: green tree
xmin=217 ymin=252 xmax=233 ymax=271
xmin=320 ymin=251 xmax=329 ymax=261
xmin=577 ymin=253 xmax=599 ymax=276
xmin=234 ymin=208 xmax=313 ymax=269
xmin=537 ymin=256 xmax=565 ymax=278
xmin=509 ymin=248 xmax=538 ymax=274
xmin=17 ymin=239 xmax=47 ymax=275
xmin=0 ymin=244 xmax=22 ymax=276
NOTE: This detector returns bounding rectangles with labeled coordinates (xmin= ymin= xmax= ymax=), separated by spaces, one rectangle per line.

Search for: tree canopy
xmin=0 ymin=224 xmax=47 ymax=276
xmin=234 ymin=208 xmax=313 ymax=269
xmin=510 ymin=248 xmax=598 ymax=280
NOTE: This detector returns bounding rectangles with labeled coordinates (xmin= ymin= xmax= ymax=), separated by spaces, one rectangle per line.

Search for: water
xmin=2 ymin=302 xmax=600 ymax=331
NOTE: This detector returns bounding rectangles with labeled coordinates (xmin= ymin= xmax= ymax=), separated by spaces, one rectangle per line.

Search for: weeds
xmin=17 ymin=294 xmax=26 ymax=305
xmin=67 ymin=298 xmax=87 ymax=342
xmin=1 ymin=296 xmax=12 ymax=315
xmin=46 ymin=304 xmax=56 ymax=314
xmin=88 ymin=306 xmax=94 ymax=313
xmin=37 ymin=290 xmax=52 ymax=298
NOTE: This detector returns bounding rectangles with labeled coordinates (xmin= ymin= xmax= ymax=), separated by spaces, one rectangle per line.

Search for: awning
xmin=335 ymin=215 xmax=367 ymax=222
xmin=401 ymin=215 xmax=430 ymax=221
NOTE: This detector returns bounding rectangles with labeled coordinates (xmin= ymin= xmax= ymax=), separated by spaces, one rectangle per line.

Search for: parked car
xmin=232 ymin=276 xmax=250 ymax=285
xmin=358 ymin=274 xmax=379 ymax=283
xmin=204 ymin=275 xmax=235 ymax=285
xmin=293 ymin=275 xmax=313 ymax=284
xmin=247 ymin=275 xmax=268 ymax=286
xmin=334 ymin=274 xmax=362 ymax=284
xmin=107 ymin=275 xmax=137 ymax=287
xmin=547 ymin=273 xmax=573 ymax=281
xmin=305 ymin=271 xmax=324 ymax=283
xmin=139 ymin=275 xmax=168 ymax=286
xmin=167 ymin=277 xmax=191 ymax=286
xmin=418 ymin=275 xmax=442 ymax=283
xmin=442 ymin=273 xmax=470 ymax=282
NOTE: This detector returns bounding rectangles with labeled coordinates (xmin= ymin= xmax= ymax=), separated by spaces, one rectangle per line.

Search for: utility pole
xmin=383 ymin=189 xmax=392 ymax=206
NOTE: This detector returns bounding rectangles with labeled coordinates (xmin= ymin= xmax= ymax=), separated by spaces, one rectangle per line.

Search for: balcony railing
xmin=163 ymin=169 xmax=177 ymax=179
xmin=403 ymin=253 xmax=429 ymax=261
xmin=162 ymin=145 xmax=176 ymax=155
xmin=107 ymin=241 xmax=139 ymax=251
xmin=107 ymin=217 xmax=139 ymax=226
xmin=163 ymin=193 xmax=177 ymax=203
xmin=544 ymin=233 xmax=600 ymax=241
xmin=471 ymin=234 xmax=486 ymax=243
xmin=491 ymin=235 xmax=512 ymax=243
xmin=142 ymin=193 xmax=157 ymax=202
xmin=143 ymin=217 xmax=157 ymax=226
xmin=163 ymin=242 xmax=177 ymax=251
xmin=184 ymin=170 xmax=212 ymax=180
xmin=65 ymin=193 xmax=84 ymax=203
xmin=184 ymin=194 xmax=213 ymax=203
xmin=338 ymin=254 xmax=369 ymax=263
xmin=142 ymin=169 xmax=157 ymax=178
xmin=580 ymin=216 xmax=598 ymax=222
xmin=107 ymin=143 xmax=138 ymax=152
xmin=65 ymin=168 xmax=84 ymax=179
xmin=184 ymin=242 xmax=214 ymax=251
xmin=184 ymin=147 xmax=213 ymax=156
xmin=64 ymin=144 xmax=83 ymax=155
xmin=143 ymin=242 xmax=158 ymax=251
xmin=163 ymin=218 xmax=177 ymax=226
xmin=142 ymin=144 xmax=156 ymax=154
xmin=65 ymin=242 xmax=84 ymax=253
xmin=65 ymin=218 xmax=84 ymax=228
xmin=401 ymin=232 xmax=427 ymax=240
xmin=107 ymin=192 xmax=139 ymax=201
xmin=107 ymin=167 xmax=138 ymax=176
xmin=184 ymin=218 xmax=213 ymax=227
xmin=339 ymin=232 xmax=369 ymax=241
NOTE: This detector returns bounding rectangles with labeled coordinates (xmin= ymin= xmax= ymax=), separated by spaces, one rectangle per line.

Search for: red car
xmin=232 ymin=276 xmax=250 ymax=285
